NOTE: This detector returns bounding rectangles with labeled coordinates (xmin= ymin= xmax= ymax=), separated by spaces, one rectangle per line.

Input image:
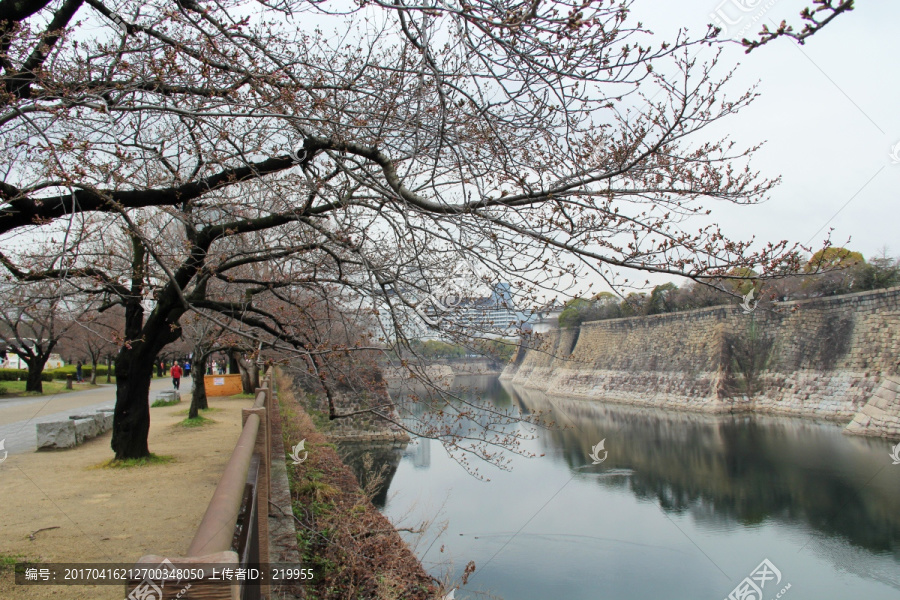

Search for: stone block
xmin=154 ymin=390 xmax=180 ymax=403
xmin=74 ymin=418 xmax=99 ymax=443
xmin=883 ymin=378 xmax=900 ymax=393
xmin=873 ymin=387 xmax=896 ymax=403
xmin=861 ymin=404 xmax=886 ymax=420
xmin=871 ymin=394 xmax=890 ymax=410
xmin=94 ymin=411 xmax=114 ymax=432
xmin=853 ymin=414 xmax=871 ymax=428
xmin=37 ymin=421 xmax=77 ymax=449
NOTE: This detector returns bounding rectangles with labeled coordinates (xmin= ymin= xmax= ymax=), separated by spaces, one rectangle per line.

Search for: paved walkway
xmin=0 ymin=376 xmax=188 ymax=456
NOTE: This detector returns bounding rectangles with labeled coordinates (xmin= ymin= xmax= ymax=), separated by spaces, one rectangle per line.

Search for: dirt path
xmin=0 ymin=394 xmax=254 ymax=599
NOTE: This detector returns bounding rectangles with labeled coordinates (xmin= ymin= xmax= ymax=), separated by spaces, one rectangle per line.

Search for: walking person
xmin=170 ymin=362 xmax=183 ymax=390
xmin=75 ymin=360 xmax=84 ymax=383
xmin=184 ymin=360 xmax=191 ymax=378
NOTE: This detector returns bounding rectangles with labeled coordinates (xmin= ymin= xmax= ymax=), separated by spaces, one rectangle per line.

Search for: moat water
xmin=368 ymin=375 xmax=900 ymax=599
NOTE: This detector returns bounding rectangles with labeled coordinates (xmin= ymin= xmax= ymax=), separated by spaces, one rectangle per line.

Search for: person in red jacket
xmin=170 ymin=362 xmax=183 ymax=390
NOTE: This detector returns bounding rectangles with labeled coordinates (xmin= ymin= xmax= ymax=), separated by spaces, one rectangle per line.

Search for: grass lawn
xmin=0 ymin=380 xmax=108 ymax=397
xmin=95 ymin=454 xmax=176 ymax=469
xmin=151 ymin=397 xmax=181 ymax=408
xmin=174 ymin=407 xmax=222 ymax=415
xmin=179 ymin=415 xmax=215 ymax=427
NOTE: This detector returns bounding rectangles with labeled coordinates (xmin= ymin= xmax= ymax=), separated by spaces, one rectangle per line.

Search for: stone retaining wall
xmin=503 ymin=286 xmax=900 ymax=439
xmin=290 ymin=373 xmax=410 ymax=443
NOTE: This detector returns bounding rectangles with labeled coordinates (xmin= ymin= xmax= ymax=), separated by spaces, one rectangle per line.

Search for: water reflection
xmin=336 ymin=377 xmax=508 ymax=507
xmin=388 ymin=374 xmax=514 ymax=414
xmin=505 ymin=382 xmax=900 ymax=555
xmin=379 ymin=375 xmax=900 ymax=599
xmin=335 ymin=440 xmax=407 ymax=508
xmin=403 ymin=437 xmax=431 ymax=469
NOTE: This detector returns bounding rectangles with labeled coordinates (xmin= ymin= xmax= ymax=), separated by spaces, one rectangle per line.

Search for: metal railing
xmin=127 ymin=368 xmax=275 ymax=600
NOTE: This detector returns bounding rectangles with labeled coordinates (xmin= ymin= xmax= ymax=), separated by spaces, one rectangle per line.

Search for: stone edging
xmin=36 ymin=408 xmax=114 ymax=449
xmin=268 ymin=386 xmax=305 ymax=600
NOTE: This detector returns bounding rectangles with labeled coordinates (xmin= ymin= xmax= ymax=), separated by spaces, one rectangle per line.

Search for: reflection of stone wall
xmin=503 ymin=287 xmax=900 ymax=438
xmin=507 ymin=384 xmax=900 ymax=556
xmin=289 ymin=372 xmax=411 ymax=443
xmin=336 ymin=441 xmax=408 ymax=509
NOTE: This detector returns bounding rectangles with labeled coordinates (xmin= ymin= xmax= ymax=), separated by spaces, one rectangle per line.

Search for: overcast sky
xmin=634 ymin=0 xmax=899 ymax=268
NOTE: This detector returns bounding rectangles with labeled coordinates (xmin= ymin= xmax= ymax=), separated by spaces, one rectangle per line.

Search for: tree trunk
xmin=110 ymin=231 xmax=194 ymax=458
xmin=231 ymin=350 xmax=259 ymax=394
xmin=106 ymin=355 xmax=112 ymax=383
xmin=25 ymin=360 xmax=44 ymax=393
xmin=112 ymin=235 xmax=155 ymax=460
xmin=111 ymin=346 xmax=155 ymax=459
xmin=189 ymin=351 xmax=209 ymax=419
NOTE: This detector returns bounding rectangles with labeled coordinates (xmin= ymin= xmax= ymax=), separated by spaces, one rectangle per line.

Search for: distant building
xmin=378 ymin=282 xmax=537 ymax=342
xmin=530 ymin=303 xmax=563 ymax=334
xmin=417 ymin=282 xmax=534 ymax=340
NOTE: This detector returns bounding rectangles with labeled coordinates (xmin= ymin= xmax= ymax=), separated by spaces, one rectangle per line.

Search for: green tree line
xmin=559 ymin=248 xmax=900 ymax=328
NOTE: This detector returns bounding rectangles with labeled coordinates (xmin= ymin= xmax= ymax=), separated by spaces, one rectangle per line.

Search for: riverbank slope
xmin=277 ymin=373 xmax=438 ymax=599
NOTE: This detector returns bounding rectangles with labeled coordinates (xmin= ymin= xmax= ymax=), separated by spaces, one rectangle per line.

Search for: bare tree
xmin=0 ymin=282 xmax=75 ymax=392
xmin=179 ymin=311 xmax=245 ymax=418
xmin=0 ymin=1 xmax=811 ymax=459
xmin=58 ymin=306 xmax=123 ymax=384
xmin=230 ymin=348 xmax=261 ymax=396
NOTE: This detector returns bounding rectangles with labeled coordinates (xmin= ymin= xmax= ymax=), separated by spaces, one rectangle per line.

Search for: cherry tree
xmin=0 ymin=281 xmax=75 ymax=391
xmin=57 ymin=306 xmax=123 ymax=384
xmin=0 ymin=0 xmax=807 ymax=459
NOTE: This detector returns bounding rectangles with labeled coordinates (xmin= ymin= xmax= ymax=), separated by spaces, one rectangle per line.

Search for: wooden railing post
xmin=265 ymin=381 xmax=272 ymax=489
xmin=127 ymin=551 xmax=240 ymax=600
xmin=242 ymin=406 xmax=270 ymax=597
xmin=126 ymin=369 xmax=280 ymax=600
